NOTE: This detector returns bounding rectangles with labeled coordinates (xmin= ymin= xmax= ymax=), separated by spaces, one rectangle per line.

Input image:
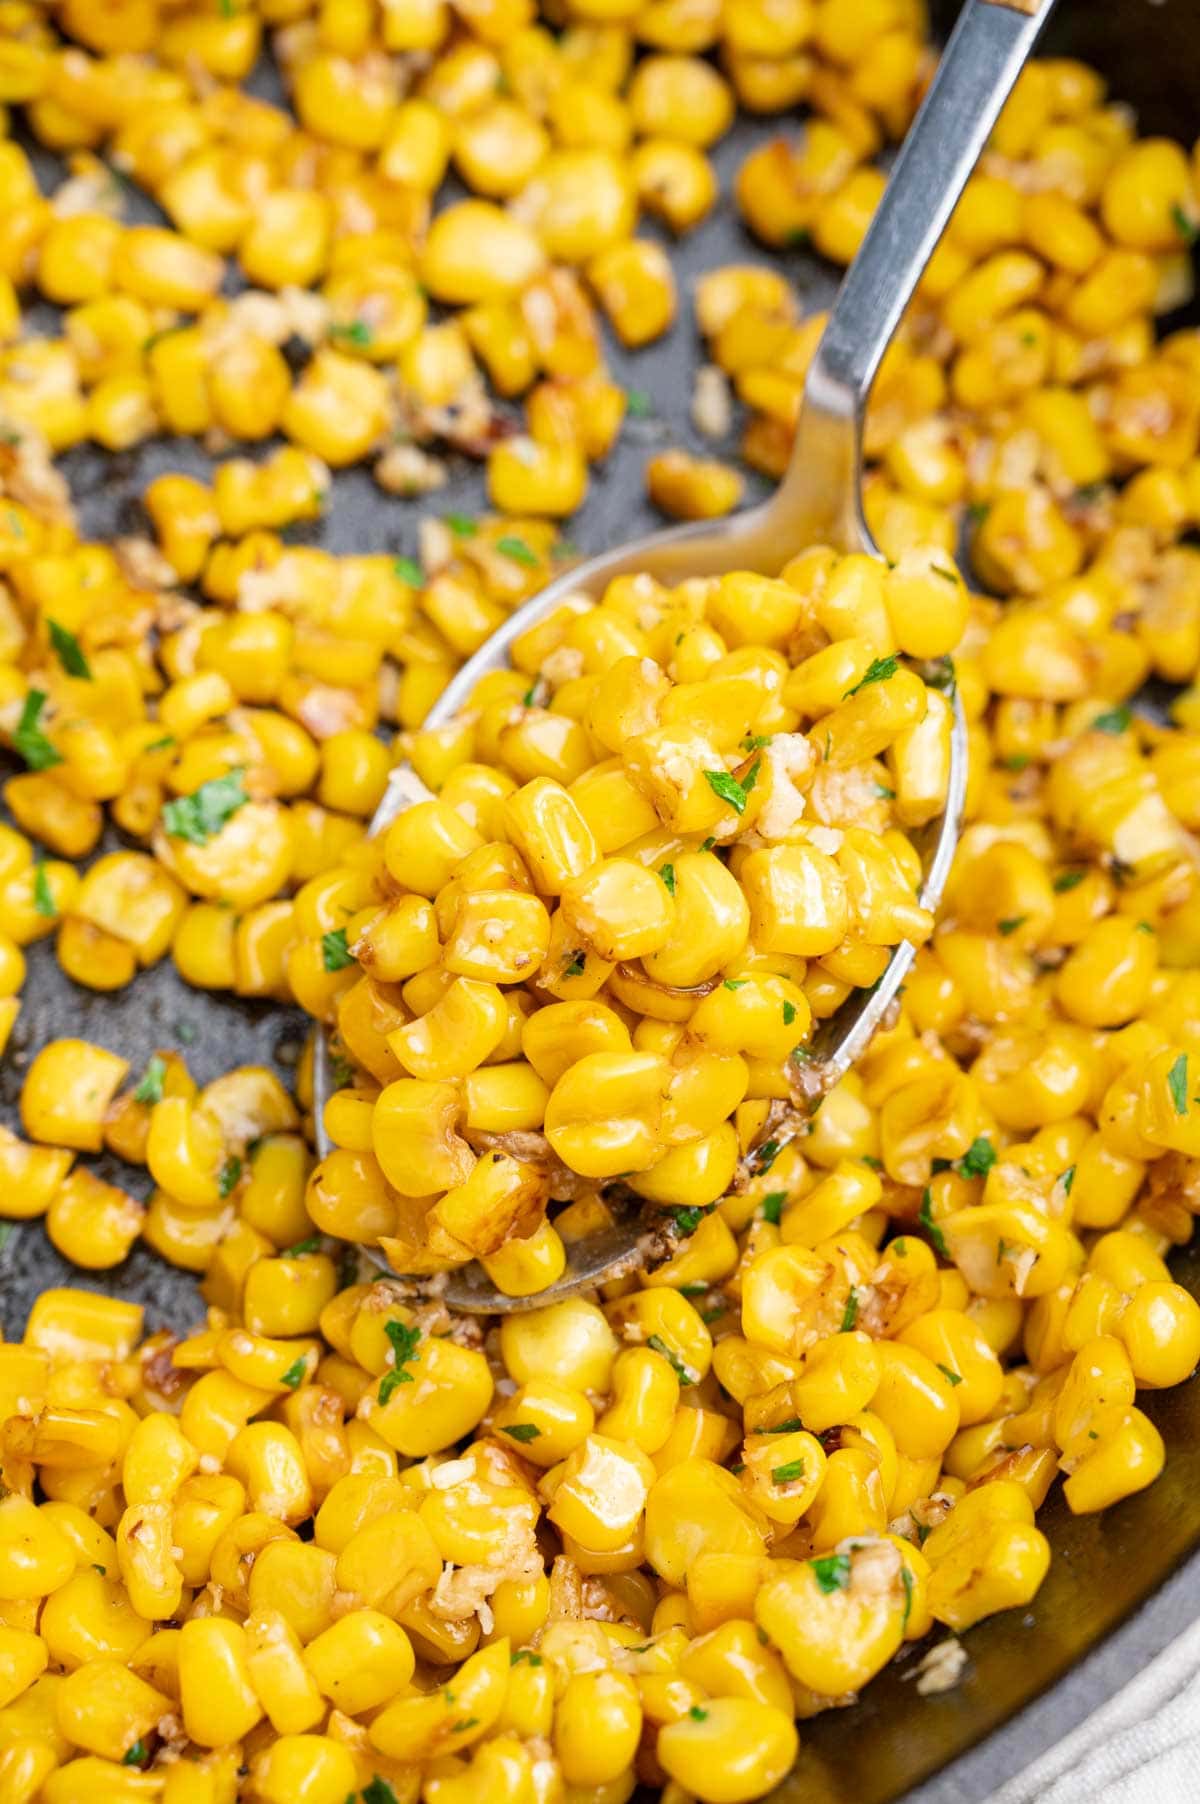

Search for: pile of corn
xmin=0 ymin=1 xmax=1199 ymax=1801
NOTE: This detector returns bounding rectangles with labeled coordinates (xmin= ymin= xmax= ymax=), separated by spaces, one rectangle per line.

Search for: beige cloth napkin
xmin=991 ymin=1619 xmax=1200 ymax=1804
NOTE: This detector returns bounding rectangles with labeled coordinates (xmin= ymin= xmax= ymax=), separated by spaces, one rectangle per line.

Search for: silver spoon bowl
xmin=316 ymin=0 xmax=1057 ymax=1310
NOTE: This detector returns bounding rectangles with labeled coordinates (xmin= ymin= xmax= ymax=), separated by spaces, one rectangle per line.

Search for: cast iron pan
xmin=3 ymin=1 xmax=1198 ymax=1798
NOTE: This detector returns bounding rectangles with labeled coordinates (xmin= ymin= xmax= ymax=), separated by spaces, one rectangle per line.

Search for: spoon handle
xmin=771 ymin=0 xmax=1059 ymax=556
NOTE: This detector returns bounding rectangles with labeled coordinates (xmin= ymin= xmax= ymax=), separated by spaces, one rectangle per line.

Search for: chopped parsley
xmin=843 ymin=656 xmax=899 ymax=699
xmin=363 ymin=1781 xmax=400 ymax=1804
xmin=840 ymin=1287 xmax=859 ymax=1332
xmin=1136 ymin=920 xmax=1155 ymax=934
xmin=1060 ymin=1165 xmax=1076 ymax=1196
xmin=162 ymin=770 xmax=248 ymax=846
xmin=1053 ymin=869 xmax=1085 ymax=892
xmin=133 ymin=1055 xmax=167 ymax=1106
xmin=936 ymin=1363 xmax=963 ymax=1387
xmin=647 ymin=1334 xmax=694 ymax=1386
xmin=625 ymin=388 xmax=653 ymax=417
xmin=958 ymin=1137 xmax=996 ymax=1179
xmin=322 ymin=928 xmax=356 ymax=971
xmin=1167 ymin=1052 xmax=1189 ymax=1116
xmin=451 ymin=1718 xmax=480 ymax=1734
xmin=772 ymin=1459 xmax=805 ymax=1485
xmin=688 ymin=1705 xmax=709 ymax=1722
xmin=660 ymin=863 xmax=675 ymax=895
xmin=875 ymin=782 xmax=896 ymax=799
xmin=900 ymin=1563 xmax=914 ymax=1630
xmin=781 ymin=1000 xmax=798 ymax=1028
xmin=704 ymin=764 xmax=759 ymax=815
xmin=742 ymin=733 xmax=773 ymax=751
xmin=998 ymin=916 xmax=1026 ymax=936
xmin=495 ymin=535 xmax=539 ymax=568
xmin=444 ymin=513 xmax=477 ymax=537
xmin=766 ymin=1417 xmax=803 ymax=1434
xmin=919 ymin=1187 xmax=948 ymax=1258
xmin=930 ymin=563 xmax=958 ymax=585
xmin=810 ymin=1553 xmax=851 ymax=1594
xmin=218 ymin=1155 xmax=242 ymax=1198
xmin=48 ymin=619 xmax=91 ymax=680
xmin=92 ymin=1563 xmax=106 ymax=1575
xmin=723 ymin=978 xmax=748 ymax=991
xmin=330 ymin=319 xmax=374 ymax=347
xmin=280 ymin=1357 xmax=307 ymax=1389
xmin=32 ymin=862 xmax=55 ymax=918
xmin=761 ymin=1191 xmax=784 ymax=1225
xmin=1092 ymin=705 xmax=1131 ymax=735
xmin=1172 ymin=202 xmax=1198 ymax=246
xmin=670 ymin=1206 xmax=707 ymax=1236
xmin=564 ymin=951 xmax=585 ymax=977
xmin=754 ymin=1139 xmax=780 ymax=1172
xmin=122 ymin=1742 xmax=147 ymax=1767
xmin=284 ymin=1234 xmax=321 ymax=1256
xmin=13 ymin=689 xmax=61 ymax=771
xmin=501 ymin=1422 xmax=541 ymax=1443
xmin=511 ymin=1649 xmax=543 ymax=1666
xmin=393 ymin=556 xmax=424 ymax=586
xmin=378 ymin=1320 xmax=422 ymax=1402
xmin=551 ymin=538 xmax=578 ymax=561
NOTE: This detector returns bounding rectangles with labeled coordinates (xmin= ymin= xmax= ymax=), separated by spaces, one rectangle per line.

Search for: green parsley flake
xmin=1172 ymin=202 xmax=1199 ymax=246
xmin=625 ymin=389 xmax=653 ymax=417
xmin=496 ymin=535 xmax=539 ymax=568
xmin=32 ymin=863 xmax=55 ymax=919
xmin=660 ymin=863 xmax=675 ymax=895
xmin=809 ymin=1553 xmax=851 ymax=1594
xmin=133 ymin=1055 xmax=167 ymax=1106
xmin=218 ymin=1155 xmax=242 ymax=1198
xmin=122 ymin=1742 xmax=147 ymax=1767
xmin=330 ymin=319 xmax=373 ymax=347
xmin=767 ymin=1417 xmax=803 ymax=1434
xmin=444 ymin=513 xmax=477 ymax=537
xmin=1167 ymin=1052 xmax=1189 ymax=1116
xmin=761 ymin=1191 xmax=785 ymax=1225
xmin=843 ymin=656 xmax=899 ymax=699
xmin=162 ymin=770 xmax=248 ymax=846
xmin=362 ymin=1781 xmax=400 ymax=1804
xmin=378 ymin=1320 xmax=421 ymax=1402
xmin=772 ymin=1458 xmax=805 ymax=1485
xmin=688 ymin=1706 xmax=709 ymax=1722
xmin=671 ymin=1205 xmax=706 ymax=1236
xmin=1053 ymin=869 xmax=1085 ymax=892
xmin=48 ymin=619 xmax=91 ymax=680
xmin=393 ymin=556 xmax=424 ymax=586
xmin=937 ymin=1363 xmax=963 ymax=1387
xmin=930 ymin=563 xmax=959 ymax=584
xmin=998 ymin=916 xmax=1027 ymax=936
xmin=501 ymin=1422 xmax=541 ymax=1443
xmin=742 ymin=733 xmax=773 ymax=751
xmin=647 ymin=1334 xmax=694 ymax=1386
xmin=704 ymin=767 xmax=756 ymax=815
xmin=724 ymin=978 xmax=748 ymax=991
xmin=13 ymin=689 xmax=61 ymax=771
xmin=322 ymin=928 xmax=356 ymax=972
xmin=1060 ymin=1165 xmax=1076 ymax=1195
xmin=280 ymin=1357 xmax=307 ymax=1389
xmin=1093 ymin=705 xmax=1131 ymax=735
xmin=284 ymin=1234 xmax=321 ymax=1256
xmin=958 ymin=1137 xmax=996 ymax=1179
xmin=754 ymin=1139 xmax=780 ymax=1172
xmin=782 ymin=1000 xmax=797 ymax=1026
xmin=840 ymin=1287 xmax=859 ymax=1332
xmin=875 ymin=783 xmax=896 ymax=800
xmin=564 ymin=951 xmax=585 ymax=977
xmin=510 ymin=1649 xmax=543 ymax=1666
xmin=919 ymin=1187 xmax=948 ymax=1259
xmin=900 ymin=1563 xmax=914 ymax=1630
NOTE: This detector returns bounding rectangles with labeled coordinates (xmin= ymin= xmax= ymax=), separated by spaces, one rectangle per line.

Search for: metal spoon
xmin=316 ymin=0 xmax=1057 ymax=1310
